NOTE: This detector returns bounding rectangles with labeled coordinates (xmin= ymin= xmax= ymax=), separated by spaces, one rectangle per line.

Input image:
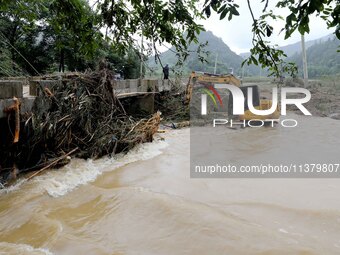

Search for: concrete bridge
xmin=0 ymin=77 xmax=172 ymax=119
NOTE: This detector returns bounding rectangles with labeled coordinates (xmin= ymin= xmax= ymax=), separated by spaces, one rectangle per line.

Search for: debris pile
xmin=0 ymin=69 xmax=161 ymax=185
xmin=155 ymin=80 xmax=189 ymax=121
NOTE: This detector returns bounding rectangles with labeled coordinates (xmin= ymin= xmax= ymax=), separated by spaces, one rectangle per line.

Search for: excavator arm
xmin=184 ymin=71 xmax=241 ymax=105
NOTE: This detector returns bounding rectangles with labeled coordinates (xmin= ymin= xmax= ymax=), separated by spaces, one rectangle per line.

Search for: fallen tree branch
xmin=26 ymin=147 xmax=78 ymax=181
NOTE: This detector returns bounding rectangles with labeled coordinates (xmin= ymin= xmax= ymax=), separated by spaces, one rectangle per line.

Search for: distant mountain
xmin=238 ymin=34 xmax=339 ymax=77
xmin=280 ymin=34 xmax=334 ymax=57
xmin=148 ymin=31 xmax=259 ymax=76
xmin=240 ymin=33 xmax=335 ymax=59
xmin=288 ymin=35 xmax=340 ymax=77
xmin=148 ymin=32 xmax=339 ymax=78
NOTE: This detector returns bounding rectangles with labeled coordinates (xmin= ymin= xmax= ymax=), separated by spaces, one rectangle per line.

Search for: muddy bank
xmin=304 ymin=86 xmax=340 ymax=119
xmin=155 ymin=82 xmax=189 ymax=122
xmin=261 ymin=78 xmax=340 ymax=119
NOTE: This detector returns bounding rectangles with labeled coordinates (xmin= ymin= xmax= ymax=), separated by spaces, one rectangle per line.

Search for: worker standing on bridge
xmin=163 ymin=64 xmax=169 ymax=80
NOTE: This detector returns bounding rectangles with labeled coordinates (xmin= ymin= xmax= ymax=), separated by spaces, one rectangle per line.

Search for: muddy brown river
xmin=1 ymin=115 xmax=340 ymax=255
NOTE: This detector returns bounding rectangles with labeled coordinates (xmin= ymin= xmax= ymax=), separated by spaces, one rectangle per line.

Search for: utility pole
xmin=301 ymin=34 xmax=308 ymax=87
xmin=214 ymin=53 xmax=218 ymax=74
xmin=140 ymin=33 xmax=144 ymax=80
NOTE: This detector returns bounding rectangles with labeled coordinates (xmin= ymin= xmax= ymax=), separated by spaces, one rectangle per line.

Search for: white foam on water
xmin=33 ymin=159 xmax=102 ymax=197
xmin=0 ymin=179 xmax=26 ymax=195
xmin=0 ymin=242 xmax=53 ymax=255
xmin=32 ymin=139 xmax=169 ymax=197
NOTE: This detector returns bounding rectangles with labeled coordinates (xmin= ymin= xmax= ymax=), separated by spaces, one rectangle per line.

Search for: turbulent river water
xmin=1 ymin=115 xmax=340 ymax=255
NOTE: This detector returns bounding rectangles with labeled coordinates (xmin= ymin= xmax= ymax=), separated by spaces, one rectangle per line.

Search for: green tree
xmin=48 ymin=0 xmax=103 ymax=72
xmin=102 ymin=45 xmax=142 ymax=79
xmin=1 ymin=0 xmax=338 ymax=77
xmin=98 ymin=0 xmax=205 ymax=64
xmin=0 ymin=0 xmax=44 ymax=75
xmin=0 ymin=0 xmax=104 ymax=74
xmin=97 ymin=0 xmax=339 ymax=77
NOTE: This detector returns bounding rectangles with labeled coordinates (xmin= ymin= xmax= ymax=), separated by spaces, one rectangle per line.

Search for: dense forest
xmin=0 ymin=0 xmax=142 ymax=78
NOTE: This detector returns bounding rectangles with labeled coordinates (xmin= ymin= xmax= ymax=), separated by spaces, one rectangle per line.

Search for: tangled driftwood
xmin=0 ymin=68 xmax=161 ymax=185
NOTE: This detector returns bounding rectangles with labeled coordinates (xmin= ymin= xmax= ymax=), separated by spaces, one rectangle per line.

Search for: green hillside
xmin=279 ymin=34 xmax=334 ymax=57
xmin=288 ymin=36 xmax=340 ymax=77
xmin=240 ymin=34 xmax=334 ymax=59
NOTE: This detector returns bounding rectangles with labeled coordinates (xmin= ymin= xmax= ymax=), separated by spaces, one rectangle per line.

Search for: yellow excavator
xmin=184 ymin=71 xmax=280 ymax=121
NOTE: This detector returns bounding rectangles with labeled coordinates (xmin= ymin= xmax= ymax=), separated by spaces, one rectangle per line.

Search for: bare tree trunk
xmin=59 ymin=48 xmax=65 ymax=73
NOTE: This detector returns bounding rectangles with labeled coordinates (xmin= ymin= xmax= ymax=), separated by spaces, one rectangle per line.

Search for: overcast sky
xmin=199 ymin=0 xmax=334 ymax=54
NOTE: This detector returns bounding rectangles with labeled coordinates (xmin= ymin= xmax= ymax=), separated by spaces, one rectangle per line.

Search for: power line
xmin=0 ymin=32 xmax=41 ymax=76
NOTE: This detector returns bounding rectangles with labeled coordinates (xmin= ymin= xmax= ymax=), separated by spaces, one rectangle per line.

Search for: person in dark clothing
xmin=163 ymin=64 xmax=169 ymax=80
